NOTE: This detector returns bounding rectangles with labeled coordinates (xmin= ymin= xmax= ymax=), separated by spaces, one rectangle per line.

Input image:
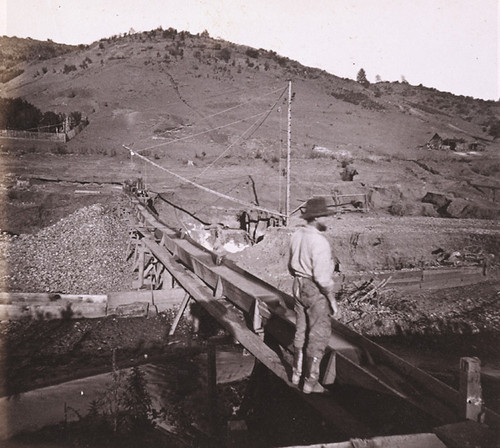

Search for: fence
xmin=342 ymin=265 xmax=488 ymax=291
xmin=0 ymin=129 xmax=66 ymax=142
xmin=0 ymin=122 xmax=88 ymax=143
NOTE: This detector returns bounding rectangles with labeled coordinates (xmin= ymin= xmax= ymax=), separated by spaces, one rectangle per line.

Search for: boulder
xmin=422 ymin=192 xmax=451 ymax=210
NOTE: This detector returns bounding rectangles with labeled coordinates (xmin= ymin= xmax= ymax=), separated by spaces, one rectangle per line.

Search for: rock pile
xmin=1 ymin=203 xmax=133 ymax=294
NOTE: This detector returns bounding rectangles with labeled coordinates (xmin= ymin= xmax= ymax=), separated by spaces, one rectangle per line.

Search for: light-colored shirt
xmin=288 ymin=224 xmax=335 ymax=294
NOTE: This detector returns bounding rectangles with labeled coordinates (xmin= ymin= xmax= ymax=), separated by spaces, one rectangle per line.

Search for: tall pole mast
xmin=286 ymin=80 xmax=292 ymax=225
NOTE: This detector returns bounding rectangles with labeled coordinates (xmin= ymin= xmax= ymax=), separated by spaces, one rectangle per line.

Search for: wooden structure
xmin=291 ymin=193 xmax=369 ymax=216
xmin=129 ymin=193 xmax=500 ymax=438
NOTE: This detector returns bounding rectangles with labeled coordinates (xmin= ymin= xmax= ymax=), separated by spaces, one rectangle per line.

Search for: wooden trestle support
xmin=128 ymin=194 xmax=500 ymax=440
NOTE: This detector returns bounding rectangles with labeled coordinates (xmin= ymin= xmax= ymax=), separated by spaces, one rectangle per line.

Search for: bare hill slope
xmin=1 ymin=29 xmax=499 ymax=220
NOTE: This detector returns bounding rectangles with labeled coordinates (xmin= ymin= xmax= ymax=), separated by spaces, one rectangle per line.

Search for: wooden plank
xmin=329 ymin=323 xmax=496 ymax=427
xmin=0 ymin=292 xmax=107 ymax=304
xmin=280 ymin=433 xmax=446 ymax=448
xmin=139 ymin=237 xmax=373 ymax=437
xmin=331 ymin=320 xmax=460 ymax=408
xmin=144 ymin=236 xmax=363 ymax=365
xmin=434 ymin=420 xmax=498 ymax=448
xmin=0 ymin=302 xmax=107 ymax=320
xmin=168 ymin=292 xmax=191 ymax=336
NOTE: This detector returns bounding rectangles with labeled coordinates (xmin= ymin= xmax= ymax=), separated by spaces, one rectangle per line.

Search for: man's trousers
xmin=293 ymin=277 xmax=332 ymax=358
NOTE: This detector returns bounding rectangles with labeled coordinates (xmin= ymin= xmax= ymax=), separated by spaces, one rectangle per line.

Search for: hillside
xmin=0 ymin=36 xmax=76 ymax=83
xmin=0 ymin=28 xmax=499 ymax=222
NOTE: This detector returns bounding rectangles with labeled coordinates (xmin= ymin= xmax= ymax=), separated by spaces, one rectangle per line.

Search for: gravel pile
xmin=1 ymin=202 xmax=134 ymax=294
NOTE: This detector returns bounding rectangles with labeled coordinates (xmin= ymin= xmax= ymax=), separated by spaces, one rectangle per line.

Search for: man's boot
xmin=303 ymin=356 xmax=326 ymax=394
xmin=291 ymin=347 xmax=303 ymax=385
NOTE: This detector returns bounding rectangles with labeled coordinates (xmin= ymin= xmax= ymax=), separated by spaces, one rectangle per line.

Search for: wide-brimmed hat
xmin=300 ymin=197 xmax=335 ymax=220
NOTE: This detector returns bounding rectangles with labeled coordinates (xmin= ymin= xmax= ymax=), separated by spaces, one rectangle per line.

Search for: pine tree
xmin=356 ymin=68 xmax=369 ymax=87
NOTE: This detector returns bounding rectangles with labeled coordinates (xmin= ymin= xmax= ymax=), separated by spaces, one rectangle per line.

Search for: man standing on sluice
xmin=288 ymin=197 xmax=340 ymax=394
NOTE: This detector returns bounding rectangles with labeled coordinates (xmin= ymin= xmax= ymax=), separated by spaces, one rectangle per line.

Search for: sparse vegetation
xmin=245 ymin=48 xmax=259 ymax=59
xmin=218 ymin=47 xmax=232 ymax=63
xmin=331 ymin=88 xmax=385 ymax=111
xmin=388 ymin=200 xmax=410 ymax=216
xmin=63 ymin=64 xmax=77 ymax=74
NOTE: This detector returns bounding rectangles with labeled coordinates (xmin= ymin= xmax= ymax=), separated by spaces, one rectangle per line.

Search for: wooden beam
xmin=139 ymin=237 xmax=373 ymax=437
xmin=459 ymin=357 xmax=483 ymax=422
xmin=0 ymin=292 xmax=107 ymax=304
xmin=168 ymin=292 xmax=191 ymax=336
xmin=207 ymin=340 xmax=219 ymax=437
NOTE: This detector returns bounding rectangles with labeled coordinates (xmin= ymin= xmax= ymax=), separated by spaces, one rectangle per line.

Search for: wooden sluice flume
xmin=130 ymin=193 xmax=500 ymax=442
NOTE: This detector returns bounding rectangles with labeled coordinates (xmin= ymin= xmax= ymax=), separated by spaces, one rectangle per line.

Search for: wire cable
xmin=126 ymin=82 xmax=287 ymax=147
xmin=193 ymin=86 xmax=288 ymax=180
xmin=193 ymin=86 xmax=286 ymax=124
xmin=124 ymin=145 xmax=286 ymax=218
xmin=136 ymin=110 xmax=269 ymax=154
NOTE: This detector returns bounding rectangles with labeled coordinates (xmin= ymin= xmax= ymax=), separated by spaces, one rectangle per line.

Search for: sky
xmin=1 ymin=0 xmax=499 ymax=100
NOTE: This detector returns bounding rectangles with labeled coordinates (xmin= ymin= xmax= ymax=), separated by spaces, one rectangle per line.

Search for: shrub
xmin=487 ymin=118 xmax=500 ymax=139
xmin=331 ymin=88 xmax=385 ymax=111
xmin=388 ymin=201 xmax=409 ymax=216
xmin=162 ymin=27 xmax=177 ymax=39
xmin=63 ymin=64 xmax=77 ymax=74
xmin=245 ymin=48 xmax=259 ymax=59
xmin=0 ymin=97 xmax=42 ymax=130
xmin=218 ymin=47 xmax=231 ymax=63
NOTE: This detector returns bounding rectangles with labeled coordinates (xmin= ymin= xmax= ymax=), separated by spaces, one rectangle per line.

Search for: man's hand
xmin=327 ymin=293 xmax=340 ymax=319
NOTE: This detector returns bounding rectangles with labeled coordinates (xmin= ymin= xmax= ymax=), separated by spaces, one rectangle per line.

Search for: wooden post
xmin=137 ymin=244 xmax=145 ymax=288
xmin=168 ymin=293 xmax=191 ymax=336
xmin=285 ymin=80 xmax=292 ymax=225
xmin=208 ymin=340 xmax=219 ymax=436
xmin=459 ymin=357 xmax=483 ymax=422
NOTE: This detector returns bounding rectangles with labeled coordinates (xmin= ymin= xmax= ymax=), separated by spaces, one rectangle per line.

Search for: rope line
xmin=123 ymin=145 xmax=286 ymax=218
xmin=193 ymin=86 xmax=286 ymax=124
xmin=130 ymin=82 xmax=287 ymax=151
xmin=193 ymin=117 xmax=263 ymax=181
xmin=194 ymin=86 xmax=288 ymax=180
xmin=241 ymin=87 xmax=288 ymax=141
xmin=136 ymin=110 xmax=268 ymax=154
